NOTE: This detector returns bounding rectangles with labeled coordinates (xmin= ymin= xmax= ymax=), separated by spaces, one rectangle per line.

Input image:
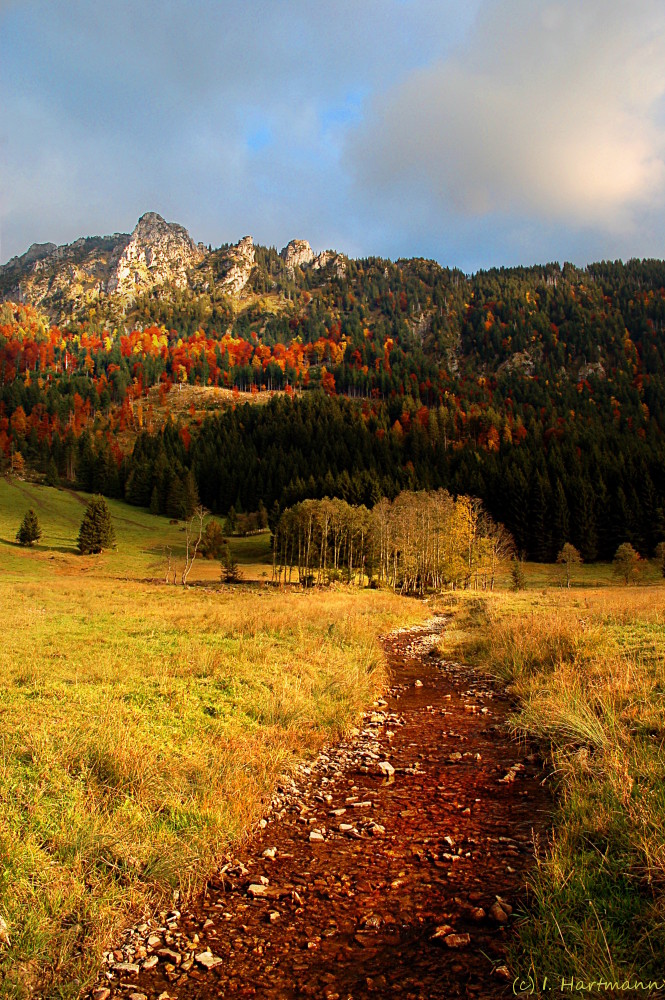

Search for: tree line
xmin=272 ymin=491 xmax=513 ymax=593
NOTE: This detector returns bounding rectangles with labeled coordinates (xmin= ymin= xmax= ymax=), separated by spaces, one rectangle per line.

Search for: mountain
xmin=0 ymin=212 xmax=344 ymax=323
xmin=3 ymin=213 xmax=665 ymax=563
xmin=106 ymin=212 xmax=205 ymax=299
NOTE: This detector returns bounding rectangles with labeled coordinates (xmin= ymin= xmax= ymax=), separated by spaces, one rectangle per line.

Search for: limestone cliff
xmin=107 ymin=212 xmax=205 ymax=299
xmin=217 ymin=236 xmax=255 ymax=295
xmin=281 ymin=239 xmax=315 ymax=274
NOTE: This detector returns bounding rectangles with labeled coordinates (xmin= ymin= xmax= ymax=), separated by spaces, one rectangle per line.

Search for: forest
xmin=2 ymin=253 xmax=665 ymax=561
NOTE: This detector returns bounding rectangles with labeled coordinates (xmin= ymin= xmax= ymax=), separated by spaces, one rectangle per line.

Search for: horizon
xmin=4 ymin=206 xmax=663 ymax=278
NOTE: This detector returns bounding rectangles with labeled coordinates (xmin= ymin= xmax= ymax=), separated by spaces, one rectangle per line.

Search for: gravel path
xmin=91 ymin=615 xmax=551 ymax=1000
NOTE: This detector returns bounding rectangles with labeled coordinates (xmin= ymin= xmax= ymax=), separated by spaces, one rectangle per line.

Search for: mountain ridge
xmin=0 ymin=212 xmax=344 ymax=322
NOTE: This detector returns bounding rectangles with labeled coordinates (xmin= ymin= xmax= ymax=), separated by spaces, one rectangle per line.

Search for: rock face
xmin=107 ymin=212 xmax=204 ymax=299
xmin=280 ymin=241 xmax=346 ymax=279
xmin=311 ymin=249 xmax=346 ymax=278
xmin=218 ymin=236 xmax=255 ymax=295
xmin=0 ymin=216 xmax=346 ymax=321
xmin=281 ymin=239 xmax=315 ymax=273
xmin=0 ymin=234 xmax=129 ymax=314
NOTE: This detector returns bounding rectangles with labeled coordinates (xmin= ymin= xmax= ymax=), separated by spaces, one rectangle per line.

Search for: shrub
xmin=220 ymin=543 xmax=242 ymax=583
xmin=200 ymin=520 xmax=226 ymax=560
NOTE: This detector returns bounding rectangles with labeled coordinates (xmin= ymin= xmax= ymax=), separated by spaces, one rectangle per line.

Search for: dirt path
xmin=92 ymin=616 xmax=551 ymax=1000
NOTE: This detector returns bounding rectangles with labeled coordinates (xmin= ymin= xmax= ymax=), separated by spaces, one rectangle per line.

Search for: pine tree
xmin=510 ymin=558 xmax=526 ymax=591
xmin=77 ymin=496 xmax=116 ymax=554
xmin=16 ymin=508 xmax=42 ymax=546
xmin=44 ymin=458 xmax=59 ymax=487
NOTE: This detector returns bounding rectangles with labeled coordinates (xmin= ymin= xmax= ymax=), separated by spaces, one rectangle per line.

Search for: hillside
xmin=2 ymin=214 xmax=665 ymax=562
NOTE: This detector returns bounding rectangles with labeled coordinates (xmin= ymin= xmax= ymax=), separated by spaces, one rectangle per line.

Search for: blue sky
xmin=2 ymin=0 xmax=665 ymax=271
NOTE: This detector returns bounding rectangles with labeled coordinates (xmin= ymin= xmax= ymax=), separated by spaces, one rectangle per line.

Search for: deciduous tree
xmin=613 ymin=542 xmax=641 ymax=585
xmin=556 ymin=543 xmax=582 ymax=588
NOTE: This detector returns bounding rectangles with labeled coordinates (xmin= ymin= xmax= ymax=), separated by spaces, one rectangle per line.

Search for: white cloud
xmin=349 ymin=0 xmax=665 ymax=232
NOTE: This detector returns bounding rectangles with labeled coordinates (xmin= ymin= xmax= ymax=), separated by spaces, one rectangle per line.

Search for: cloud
xmin=349 ymin=0 xmax=665 ymax=236
xmin=0 ymin=0 xmax=477 ymax=261
xmin=5 ymin=0 xmax=665 ymax=268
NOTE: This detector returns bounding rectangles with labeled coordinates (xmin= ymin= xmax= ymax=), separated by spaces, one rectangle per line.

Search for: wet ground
xmin=92 ymin=615 xmax=551 ymax=1000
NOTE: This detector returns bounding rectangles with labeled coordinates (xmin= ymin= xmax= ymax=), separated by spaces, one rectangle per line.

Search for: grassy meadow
xmin=436 ymin=583 xmax=665 ymax=988
xmin=3 ymin=476 xmax=665 ymax=996
xmin=0 ymin=478 xmax=425 ymax=998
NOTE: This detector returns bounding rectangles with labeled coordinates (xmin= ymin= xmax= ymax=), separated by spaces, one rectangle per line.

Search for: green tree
xmin=149 ymin=485 xmax=160 ymax=516
xmin=510 ymin=558 xmax=526 ymax=591
xmin=44 ymin=458 xmax=59 ymax=488
xmin=612 ymin=542 xmax=641 ymax=585
xmin=220 ymin=542 xmax=242 ymax=583
xmin=77 ymin=496 xmax=116 ymax=554
xmin=226 ymin=505 xmax=238 ymax=535
xmin=16 ymin=509 xmax=42 ymax=547
xmin=655 ymin=541 xmax=665 ymax=579
xmin=556 ymin=543 xmax=582 ymax=588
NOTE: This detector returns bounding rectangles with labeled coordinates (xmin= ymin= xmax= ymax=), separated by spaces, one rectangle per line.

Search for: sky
xmin=2 ymin=0 xmax=665 ymax=271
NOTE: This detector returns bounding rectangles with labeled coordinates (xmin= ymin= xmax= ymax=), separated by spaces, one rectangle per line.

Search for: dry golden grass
xmin=437 ymin=586 xmax=665 ymax=985
xmin=0 ymin=480 xmax=425 ymax=998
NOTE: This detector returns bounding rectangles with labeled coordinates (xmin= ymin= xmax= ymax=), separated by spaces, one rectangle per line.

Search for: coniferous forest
xmin=3 ymin=252 xmax=665 ymax=561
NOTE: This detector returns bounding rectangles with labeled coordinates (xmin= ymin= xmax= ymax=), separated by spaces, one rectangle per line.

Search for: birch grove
xmin=272 ymin=490 xmax=514 ymax=592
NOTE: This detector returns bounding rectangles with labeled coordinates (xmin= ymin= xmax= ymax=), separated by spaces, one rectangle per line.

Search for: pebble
xmin=444 ymin=933 xmax=471 ymax=948
xmin=195 ymin=950 xmax=224 ymax=969
xmin=158 ymin=948 xmax=181 ymax=966
xmin=377 ymin=761 xmax=395 ymax=777
xmin=431 ymin=924 xmax=453 ymax=939
xmin=248 ymin=884 xmax=269 ymax=897
xmin=112 ymin=961 xmax=140 ymax=973
xmin=490 ymin=902 xmax=509 ymax=924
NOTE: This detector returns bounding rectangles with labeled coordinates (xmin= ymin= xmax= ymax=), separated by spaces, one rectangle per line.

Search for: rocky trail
xmin=91 ymin=616 xmax=551 ymax=1000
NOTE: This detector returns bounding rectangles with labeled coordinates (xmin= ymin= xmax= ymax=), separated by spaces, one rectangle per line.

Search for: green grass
xmin=0 ymin=478 xmax=425 ymax=998
xmin=436 ymin=587 xmax=665 ymax=988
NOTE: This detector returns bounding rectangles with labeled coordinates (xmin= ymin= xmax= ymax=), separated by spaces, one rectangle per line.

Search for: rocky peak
xmin=0 ymin=242 xmax=57 ymax=277
xmin=107 ymin=212 xmax=205 ymax=298
xmin=281 ymin=239 xmax=314 ymax=273
xmin=311 ymin=249 xmax=346 ymax=278
xmin=218 ymin=236 xmax=255 ymax=295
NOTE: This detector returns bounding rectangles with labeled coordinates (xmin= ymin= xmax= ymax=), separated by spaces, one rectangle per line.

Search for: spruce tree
xmin=16 ymin=508 xmax=42 ymax=546
xmin=44 ymin=458 xmax=59 ymax=487
xmin=77 ymin=496 xmax=116 ymax=554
